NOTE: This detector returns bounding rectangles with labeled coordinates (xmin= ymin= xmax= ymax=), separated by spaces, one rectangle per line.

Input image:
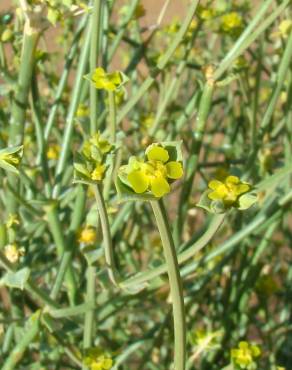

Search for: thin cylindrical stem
xmin=151 ymin=199 xmax=186 ymax=370
xmin=93 ymin=184 xmax=118 ymax=285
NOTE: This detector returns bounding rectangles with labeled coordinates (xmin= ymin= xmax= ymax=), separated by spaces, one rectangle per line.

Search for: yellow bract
xmin=207 ymin=175 xmax=250 ymax=206
xmin=92 ymin=67 xmax=122 ymax=91
xmin=231 ymin=341 xmax=261 ymax=369
xmin=126 ymin=145 xmax=183 ymax=198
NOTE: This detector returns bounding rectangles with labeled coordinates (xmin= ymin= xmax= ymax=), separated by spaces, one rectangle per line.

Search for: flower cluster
xmin=220 ymin=12 xmax=243 ymax=36
xmin=83 ymin=347 xmax=113 ymax=370
xmin=118 ymin=144 xmax=183 ymax=198
xmin=231 ymin=341 xmax=261 ymax=369
xmin=74 ymin=132 xmax=113 ymax=184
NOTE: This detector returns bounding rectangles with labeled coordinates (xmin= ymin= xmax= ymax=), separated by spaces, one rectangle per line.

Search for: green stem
xmin=174 ymin=81 xmax=215 ymax=245
xmin=7 ymin=23 xmax=39 ymax=215
xmin=44 ymin=16 xmax=87 ymax=140
xmin=93 ymin=184 xmax=118 ymax=285
xmin=53 ymin=23 xmax=91 ymax=199
xmin=117 ymin=0 xmax=200 ymax=124
xmin=90 ymin=0 xmax=102 ymax=135
xmin=107 ymin=0 xmax=140 ymax=62
xmin=2 ymin=312 xmax=41 ymax=370
xmin=121 ymin=214 xmax=224 ymax=289
xmin=50 ymin=185 xmax=86 ymax=300
xmin=150 ymin=199 xmax=186 ymax=370
xmin=45 ymin=204 xmax=77 ymax=304
xmin=103 ymin=90 xmax=117 ymax=199
xmin=213 ymin=0 xmax=288 ymax=81
xmin=82 ymin=265 xmax=96 ymax=353
xmin=108 ymin=90 xmax=116 ymax=142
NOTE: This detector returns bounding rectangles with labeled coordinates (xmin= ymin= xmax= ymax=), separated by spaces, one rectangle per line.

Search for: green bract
xmin=0 ymin=145 xmax=23 ymax=174
xmin=116 ymin=142 xmax=183 ymax=201
xmin=73 ymin=132 xmax=113 ymax=185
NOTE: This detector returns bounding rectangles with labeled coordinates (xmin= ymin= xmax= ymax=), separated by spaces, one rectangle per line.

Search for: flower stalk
xmin=150 ymin=199 xmax=186 ymax=370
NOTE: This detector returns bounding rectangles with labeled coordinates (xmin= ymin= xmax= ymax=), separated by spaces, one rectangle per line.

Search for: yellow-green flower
xmin=6 ymin=214 xmax=20 ymax=229
xmin=190 ymin=329 xmax=222 ymax=359
xmin=231 ymin=341 xmax=261 ymax=369
xmin=125 ymin=145 xmax=183 ymax=198
xmin=47 ymin=143 xmax=60 ymax=160
xmin=83 ymin=347 xmax=113 ymax=370
xmin=1 ymin=28 xmax=13 ymax=43
xmin=76 ymin=103 xmax=89 ymax=118
xmin=208 ymin=175 xmax=250 ymax=206
xmin=278 ymin=19 xmax=292 ymax=38
xmin=78 ymin=226 xmax=97 ymax=244
xmin=91 ymin=163 xmax=106 ymax=181
xmin=4 ymin=243 xmax=25 ymax=264
xmin=74 ymin=132 xmax=113 ymax=184
xmin=197 ymin=5 xmax=216 ymax=21
xmin=91 ymin=67 xmax=122 ymax=91
xmin=91 ymin=134 xmax=112 ymax=154
xmin=220 ymin=12 xmax=243 ymax=35
xmin=0 ymin=145 xmax=23 ymax=174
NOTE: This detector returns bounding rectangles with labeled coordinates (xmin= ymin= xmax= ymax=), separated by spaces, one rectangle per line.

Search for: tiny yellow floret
xmin=92 ymin=67 xmax=122 ymax=91
xmin=231 ymin=341 xmax=261 ymax=369
xmin=47 ymin=144 xmax=60 ymax=160
xmin=78 ymin=227 xmax=97 ymax=244
xmin=221 ymin=12 xmax=243 ymax=35
xmin=91 ymin=163 xmax=106 ymax=181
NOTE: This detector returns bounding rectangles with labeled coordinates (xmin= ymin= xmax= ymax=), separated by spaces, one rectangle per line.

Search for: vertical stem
xmin=2 ymin=312 xmax=41 ymax=370
xmin=45 ymin=204 xmax=77 ymax=304
xmin=93 ymin=184 xmax=118 ymax=285
xmin=108 ymin=90 xmax=116 ymax=142
xmin=117 ymin=0 xmax=200 ymax=124
xmin=82 ymin=265 xmax=96 ymax=360
xmin=174 ymin=81 xmax=215 ymax=245
xmin=103 ymin=90 xmax=117 ymax=199
xmin=7 ymin=23 xmax=39 ymax=214
xmin=50 ymin=185 xmax=86 ymax=300
xmin=53 ymin=24 xmax=91 ymax=199
xmin=90 ymin=0 xmax=102 ymax=135
xmin=150 ymin=199 xmax=186 ymax=370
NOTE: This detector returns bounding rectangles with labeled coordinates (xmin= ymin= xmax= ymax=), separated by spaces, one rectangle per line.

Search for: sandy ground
xmin=0 ymin=1 xmax=187 ymax=21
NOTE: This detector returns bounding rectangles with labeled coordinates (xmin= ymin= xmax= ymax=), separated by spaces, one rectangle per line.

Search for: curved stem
xmin=93 ymin=184 xmax=118 ymax=286
xmin=150 ymin=199 xmax=186 ymax=370
xmin=121 ymin=214 xmax=224 ymax=289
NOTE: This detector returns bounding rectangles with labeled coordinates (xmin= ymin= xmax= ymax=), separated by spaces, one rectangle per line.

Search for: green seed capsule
xmin=1 ymin=12 xmax=13 ymax=25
